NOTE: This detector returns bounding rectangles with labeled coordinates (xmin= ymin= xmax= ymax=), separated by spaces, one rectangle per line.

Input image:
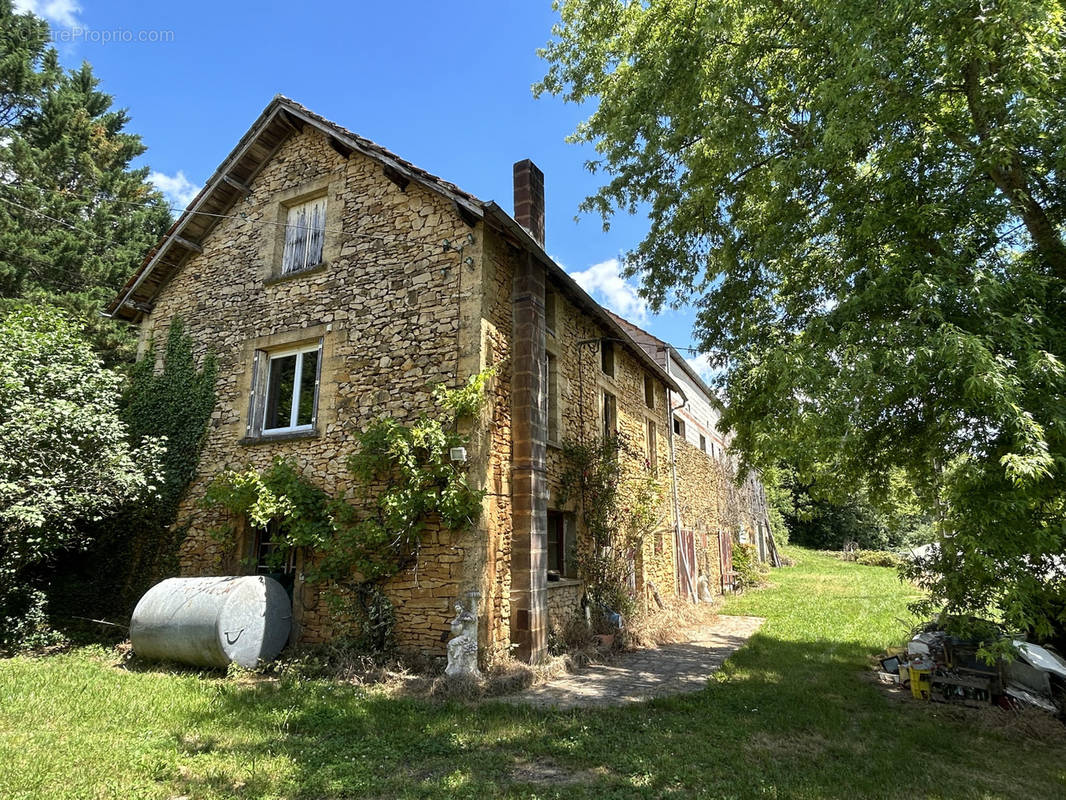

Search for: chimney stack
xmin=513 ymin=159 xmax=545 ymax=247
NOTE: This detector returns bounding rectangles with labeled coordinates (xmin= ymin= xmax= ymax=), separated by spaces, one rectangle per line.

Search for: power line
xmin=2 ymin=179 xmax=453 ymax=246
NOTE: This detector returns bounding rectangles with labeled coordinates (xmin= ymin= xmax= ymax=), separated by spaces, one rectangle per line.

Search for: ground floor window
xmin=252 ymin=520 xmax=297 ymax=598
xmin=546 ymin=510 xmax=578 ymax=578
xmin=247 ymin=339 xmax=322 ymax=438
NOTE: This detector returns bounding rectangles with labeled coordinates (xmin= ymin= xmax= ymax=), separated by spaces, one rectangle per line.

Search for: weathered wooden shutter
xmin=306 ymin=198 xmax=326 ymax=267
xmin=310 ymin=339 xmax=323 ymax=428
xmin=245 ymin=352 xmax=262 ymax=437
xmin=282 ymin=204 xmax=308 ymax=273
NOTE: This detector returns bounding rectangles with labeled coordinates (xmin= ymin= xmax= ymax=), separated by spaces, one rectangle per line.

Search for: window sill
xmin=264 ymin=262 xmax=329 ymax=286
xmin=546 ymin=439 xmax=563 ymax=451
xmin=239 ymin=429 xmax=320 ymax=447
xmin=547 ymin=576 xmax=582 ymax=588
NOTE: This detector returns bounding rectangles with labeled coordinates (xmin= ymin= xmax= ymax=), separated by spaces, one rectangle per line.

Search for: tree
xmin=50 ymin=319 xmax=218 ymax=619
xmin=539 ymin=1 xmax=1066 ymax=639
xmin=0 ymin=305 xmax=162 ymax=647
xmin=0 ymin=0 xmax=170 ymax=364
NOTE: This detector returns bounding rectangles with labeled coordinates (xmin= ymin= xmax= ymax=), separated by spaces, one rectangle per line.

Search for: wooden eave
xmin=106 ymin=96 xmax=483 ymax=320
xmin=482 ymin=202 xmax=685 ymax=399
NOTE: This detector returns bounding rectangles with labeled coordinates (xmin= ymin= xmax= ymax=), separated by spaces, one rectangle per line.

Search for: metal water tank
xmin=130 ymin=576 xmax=292 ymax=668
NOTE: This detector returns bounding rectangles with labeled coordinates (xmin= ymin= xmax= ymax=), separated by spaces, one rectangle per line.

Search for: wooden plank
xmin=383 ymin=164 xmax=410 ymax=191
xmin=172 ymin=235 xmax=203 ymax=253
xmin=328 ymin=136 xmax=353 ymax=158
xmin=222 ymin=174 xmax=252 ymax=195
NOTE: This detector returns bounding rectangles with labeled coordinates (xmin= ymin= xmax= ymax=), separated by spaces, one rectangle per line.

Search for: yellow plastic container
xmin=909 ymin=667 xmax=932 ymax=700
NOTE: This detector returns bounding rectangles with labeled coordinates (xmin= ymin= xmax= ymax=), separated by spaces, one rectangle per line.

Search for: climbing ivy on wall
xmin=52 ymin=318 xmax=218 ymax=619
xmin=202 ymin=369 xmax=493 ymax=649
xmin=560 ymin=432 xmax=664 ymax=620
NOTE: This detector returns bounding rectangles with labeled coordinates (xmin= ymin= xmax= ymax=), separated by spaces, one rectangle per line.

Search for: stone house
xmin=107 ymin=96 xmax=758 ymax=663
xmin=610 ymin=314 xmax=776 ymax=588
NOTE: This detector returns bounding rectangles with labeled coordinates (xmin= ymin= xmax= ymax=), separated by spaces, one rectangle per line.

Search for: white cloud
xmin=14 ymin=0 xmax=83 ymax=28
xmin=685 ymin=352 xmax=720 ymax=385
xmin=568 ymin=257 xmax=648 ymax=323
xmin=150 ymin=170 xmax=201 ymax=209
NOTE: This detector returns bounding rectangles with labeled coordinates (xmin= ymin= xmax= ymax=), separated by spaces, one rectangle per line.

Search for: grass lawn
xmin=2 ymin=548 xmax=1064 ymax=799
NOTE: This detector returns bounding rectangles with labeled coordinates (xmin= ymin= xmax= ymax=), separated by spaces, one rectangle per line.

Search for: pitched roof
xmin=606 ymin=310 xmax=723 ymax=412
xmin=105 ymin=96 xmax=681 ymax=394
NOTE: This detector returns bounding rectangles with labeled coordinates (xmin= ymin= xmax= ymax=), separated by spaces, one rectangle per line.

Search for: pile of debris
xmin=878 ymin=623 xmax=1066 ymax=717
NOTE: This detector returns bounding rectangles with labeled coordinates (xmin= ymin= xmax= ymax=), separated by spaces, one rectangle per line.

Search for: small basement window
xmin=253 ymin=520 xmax=296 ymax=597
xmin=252 ymin=341 xmax=321 ymax=436
xmin=281 ymin=196 xmax=327 ymax=274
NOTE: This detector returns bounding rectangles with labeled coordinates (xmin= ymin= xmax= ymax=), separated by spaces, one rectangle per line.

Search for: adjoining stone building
xmin=610 ymin=313 xmax=776 ymax=591
xmin=108 ymin=96 xmax=766 ymax=663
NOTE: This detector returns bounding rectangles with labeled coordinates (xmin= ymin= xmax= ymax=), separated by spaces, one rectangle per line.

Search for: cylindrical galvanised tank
xmin=130 ymin=576 xmax=292 ymax=668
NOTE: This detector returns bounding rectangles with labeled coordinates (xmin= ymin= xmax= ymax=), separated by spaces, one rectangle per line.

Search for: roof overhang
xmin=106 ymin=96 xmax=483 ymax=320
xmin=481 ymin=202 xmax=684 ymax=398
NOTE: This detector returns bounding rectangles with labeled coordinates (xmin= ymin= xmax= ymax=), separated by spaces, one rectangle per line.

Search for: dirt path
xmin=506 ymin=615 xmax=764 ymax=710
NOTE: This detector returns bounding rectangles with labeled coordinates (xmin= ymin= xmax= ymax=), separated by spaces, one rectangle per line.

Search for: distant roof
xmin=606 ymin=310 xmax=724 ymax=412
xmin=106 ymin=96 xmax=681 ymax=394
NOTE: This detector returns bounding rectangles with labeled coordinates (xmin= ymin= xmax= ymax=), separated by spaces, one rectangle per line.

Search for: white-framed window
xmin=252 ymin=341 xmax=321 ymax=436
xmin=281 ymin=196 xmax=327 ymax=274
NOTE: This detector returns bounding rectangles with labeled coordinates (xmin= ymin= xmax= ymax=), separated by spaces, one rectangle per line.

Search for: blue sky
xmin=17 ymin=0 xmax=711 ymax=375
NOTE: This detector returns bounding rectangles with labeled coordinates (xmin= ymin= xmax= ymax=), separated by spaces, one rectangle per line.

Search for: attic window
xmin=600 ymin=340 xmax=615 ymax=377
xmin=281 ymin=196 xmax=327 ymax=274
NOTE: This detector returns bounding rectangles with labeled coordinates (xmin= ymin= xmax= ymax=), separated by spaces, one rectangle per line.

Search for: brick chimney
xmin=513 ymin=159 xmax=545 ymax=247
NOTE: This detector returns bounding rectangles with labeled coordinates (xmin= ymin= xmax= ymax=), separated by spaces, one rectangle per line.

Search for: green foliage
xmin=337 ymin=371 xmax=493 ymax=584
xmin=6 ymin=552 xmax=1066 ymax=799
xmin=51 ymin=318 xmax=217 ymax=620
xmin=540 ymin=0 xmax=1066 ymax=639
xmin=560 ymin=433 xmax=665 ymax=619
xmin=854 ymin=550 xmax=904 ymax=569
xmin=202 ymin=371 xmax=493 ymax=649
xmin=786 ymin=470 xmax=933 ymax=552
xmin=0 ymin=304 xmax=162 ymax=650
xmin=758 ymin=464 xmax=792 ymax=547
xmin=732 ymin=543 xmax=768 ymax=591
xmin=0 ymin=1 xmax=170 ymax=365
xmin=204 ymin=458 xmax=337 ymax=571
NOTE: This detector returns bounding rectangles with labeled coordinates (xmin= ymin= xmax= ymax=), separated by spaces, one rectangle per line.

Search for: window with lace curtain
xmin=281 ymin=196 xmax=327 ymax=274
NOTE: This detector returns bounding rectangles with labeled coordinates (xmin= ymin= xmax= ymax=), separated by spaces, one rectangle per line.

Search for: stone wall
xmin=139 ymin=125 xmax=487 ymax=653
xmin=546 ymin=580 xmax=584 ymax=634
xmin=674 ymin=437 xmax=728 ymax=594
xmin=541 ymin=279 xmax=678 ymax=623
xmin=136 ymin=121 xmax=697 ymax=660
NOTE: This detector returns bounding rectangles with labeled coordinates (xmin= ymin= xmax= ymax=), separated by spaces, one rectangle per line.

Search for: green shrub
xmin=51 ymin=318 xmax=217 ymax=622
xmin=733 ymin=542 xmax=769 ymax=590
xmin=0 ymin=305 xmax=163 ymax=651
xmin=855 ymin=550 xmax=903 ymax=569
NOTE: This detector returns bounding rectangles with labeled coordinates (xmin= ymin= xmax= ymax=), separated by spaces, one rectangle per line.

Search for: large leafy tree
xmin=540 ymin=1 xmax=1066 ymax=639
xmin=0 ymin=0 xmax=170 ymax=363
xmin=0 ymin=305 xmax=162 ymax=645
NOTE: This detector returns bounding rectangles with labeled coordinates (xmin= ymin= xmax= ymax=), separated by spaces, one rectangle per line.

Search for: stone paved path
xmin=507 ymin=615 xmax=765 ymax=710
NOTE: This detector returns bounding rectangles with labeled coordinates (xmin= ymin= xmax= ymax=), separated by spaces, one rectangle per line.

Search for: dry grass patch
xmin=622 ymin=596 xmax=722 ymax=650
